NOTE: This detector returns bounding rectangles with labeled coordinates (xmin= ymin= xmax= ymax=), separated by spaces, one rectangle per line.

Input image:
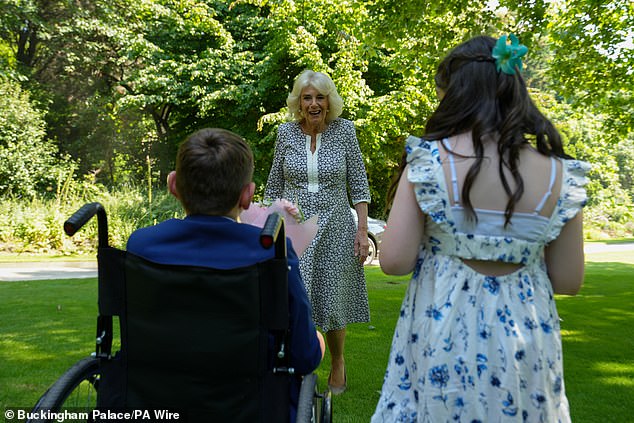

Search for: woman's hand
xmin=353 ymin=202 xmax=370 ymax=264
xmin=354 ymin=227 xmax=369 ymax=264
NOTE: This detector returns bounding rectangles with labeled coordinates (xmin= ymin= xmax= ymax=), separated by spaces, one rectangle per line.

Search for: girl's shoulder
xmin=557 ymin=157 xmax=591 ymax=205
xmin=543 ymin=157 xmax=590 ymax=242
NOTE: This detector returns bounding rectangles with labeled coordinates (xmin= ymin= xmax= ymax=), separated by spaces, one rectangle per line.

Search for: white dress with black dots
xmin=265 ymin=118 xmax=371 ymax=331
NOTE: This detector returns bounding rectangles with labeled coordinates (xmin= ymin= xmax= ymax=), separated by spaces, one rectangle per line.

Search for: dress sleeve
xmin=545 ymin=158 xmax=591 ymax=242
xmin=406 ymin=136 xmax=454 ymax=230
xmin=343 ymin=120 xmax=371 ymax=205
xmin=264 ymin=124 xmax=287 ymax=201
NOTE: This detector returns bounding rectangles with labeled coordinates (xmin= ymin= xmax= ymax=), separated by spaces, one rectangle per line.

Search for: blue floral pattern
xmin=372 ymin=137 xmax=589 ymax=422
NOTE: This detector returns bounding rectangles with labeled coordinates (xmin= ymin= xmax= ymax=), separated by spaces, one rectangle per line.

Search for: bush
xmin=0 ymin=79 xmax=76 ymax=199
xmin=0 ymin=186 xmax=182 ymax=255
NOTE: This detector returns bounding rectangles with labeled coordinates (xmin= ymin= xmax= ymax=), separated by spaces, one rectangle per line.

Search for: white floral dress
xmin=372 ymin=137 xmax=590 ymax=423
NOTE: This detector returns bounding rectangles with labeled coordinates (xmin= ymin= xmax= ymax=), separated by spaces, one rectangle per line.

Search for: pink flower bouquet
xmin=240 ymin=199 xmax=319 ymax=256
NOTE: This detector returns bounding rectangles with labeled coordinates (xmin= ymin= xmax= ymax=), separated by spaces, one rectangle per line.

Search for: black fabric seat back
xmin=125 ymin=253 xmax=265 ymax=420
xmin=95 ymin=249 xmax=290 ymax=423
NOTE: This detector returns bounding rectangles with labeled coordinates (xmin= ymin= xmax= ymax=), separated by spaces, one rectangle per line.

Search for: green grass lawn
xmin=1 ymin=251 xmax=632 ymax=421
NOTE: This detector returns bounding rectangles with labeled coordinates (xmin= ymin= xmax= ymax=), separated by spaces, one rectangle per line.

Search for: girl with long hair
xmin=372 ymin=35 xmax=590 ymax=422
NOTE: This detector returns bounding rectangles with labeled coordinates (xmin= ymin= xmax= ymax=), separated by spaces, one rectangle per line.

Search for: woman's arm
xmin=354 ymin=201 xmax=369 ymax=263
xmin=344 ymin=120 xmax=371 ymax=205
xmin=380 ymin=166 xmax=425 ymax=275
xmin=545 ymin=211 xmax=585 ymax=295
xmin=342 ymin=120 xmax=371 ymax=264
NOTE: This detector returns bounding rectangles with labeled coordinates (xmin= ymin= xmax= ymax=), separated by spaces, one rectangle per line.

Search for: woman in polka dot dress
xmin=265 ymin=70 xmax=371 ymax=395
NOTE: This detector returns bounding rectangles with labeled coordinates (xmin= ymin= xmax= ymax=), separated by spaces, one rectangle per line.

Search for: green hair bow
xmin=492 ymin=34 xmax=528 ymax=75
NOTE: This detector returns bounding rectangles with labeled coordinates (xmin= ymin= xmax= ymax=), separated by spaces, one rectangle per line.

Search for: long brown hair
xmin=391 ymin=36 xmax=570 ymax=225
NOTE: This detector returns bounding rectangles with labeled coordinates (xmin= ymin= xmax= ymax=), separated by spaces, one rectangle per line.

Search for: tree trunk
xmin=17 ymin=23 xmax=38 ymax=68
xmin=150 ymin=104 xmax=175 ymax=185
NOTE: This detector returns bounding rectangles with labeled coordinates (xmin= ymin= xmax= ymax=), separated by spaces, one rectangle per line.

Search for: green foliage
xmin=0 ymin=184 xmax=182 ymax=254
xmin=0 ymin=0 xmax=632 ymax=234
xmin=0 ymin=79 xmax=75 ymax=199
xmin=529 ymin=89 xmax=634 ymax=234
xmin=545 ymin=0 xmax=633 ymax=137
xmin=615 ymin=135 xmax=634 ymax=201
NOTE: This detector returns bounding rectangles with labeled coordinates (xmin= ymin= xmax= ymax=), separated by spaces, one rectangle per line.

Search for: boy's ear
xmin=167 ymin=171 xmax=179 ymax=199
xmin=239 ymin=182 xmax=256 ymax=210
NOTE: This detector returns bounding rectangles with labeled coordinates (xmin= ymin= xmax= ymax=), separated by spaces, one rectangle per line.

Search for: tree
xmin=0 ymin=78 xmax=73 ymax=198
xmin=546 ymin=0 xmax=633 ymax=137
xmin=245 ymin=0 xmax=509 ymax=215
xmin=0 ymin=0 xmax=631 ymax=232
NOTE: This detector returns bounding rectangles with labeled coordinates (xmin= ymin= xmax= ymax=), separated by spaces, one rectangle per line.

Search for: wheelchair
xmin=28 ymin=202 xmax=332 ymax=423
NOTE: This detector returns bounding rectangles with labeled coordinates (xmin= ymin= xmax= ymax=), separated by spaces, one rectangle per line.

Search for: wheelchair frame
xmin=28 ymin=202 xmax=331 ymax=423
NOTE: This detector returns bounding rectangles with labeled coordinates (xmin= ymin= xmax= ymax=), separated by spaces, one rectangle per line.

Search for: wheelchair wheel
xmin=320 ymin=389 xmax=332 ymax=423
xmin=28 ymin=356 xmax=100 ymax=422
xmin=296 ymin=373 xmax=332 ymax=423
xmin=296 ymin=373 xmax=317 ymax=422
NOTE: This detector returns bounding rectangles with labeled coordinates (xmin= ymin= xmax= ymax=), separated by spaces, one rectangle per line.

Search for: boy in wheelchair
xmin=126 ymin=128 xmax=325 ymax=422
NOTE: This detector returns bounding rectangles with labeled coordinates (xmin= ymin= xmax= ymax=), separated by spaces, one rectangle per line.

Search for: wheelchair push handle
xmin=260 ymin=212 xmax=287 ymax=259
xmin=63 ymin=202 xmax=109 ymax=248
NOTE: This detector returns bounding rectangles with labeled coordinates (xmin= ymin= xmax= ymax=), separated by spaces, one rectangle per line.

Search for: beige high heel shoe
xmin=327 ymin=367 xmax=347 ymax=395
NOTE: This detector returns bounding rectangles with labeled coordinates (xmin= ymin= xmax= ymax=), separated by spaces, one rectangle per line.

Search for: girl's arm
xmin=545 ymin=211 xmax=585 ymax=295
xmin=380 ymin=166 xmax=425 ymax=275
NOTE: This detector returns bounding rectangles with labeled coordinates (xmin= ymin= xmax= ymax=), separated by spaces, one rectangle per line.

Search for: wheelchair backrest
xmin=95 ymin=248 xmax=290 ymax=422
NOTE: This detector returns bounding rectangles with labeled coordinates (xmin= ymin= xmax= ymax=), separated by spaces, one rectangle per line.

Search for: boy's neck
xmin=184 ymin=207 xmax=240 ymax=221
xmin=226 ymin=203 xmax=243 ymax=220
xmin=225 ymin=208 xmax=240 ymax=220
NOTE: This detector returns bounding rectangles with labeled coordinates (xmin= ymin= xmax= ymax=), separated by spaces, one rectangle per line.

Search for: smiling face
xmin=300 ymin=85 xmax=329 ymax=130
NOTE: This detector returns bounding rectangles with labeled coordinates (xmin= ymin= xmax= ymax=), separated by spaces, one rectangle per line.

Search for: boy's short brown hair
xmin=175 ymin=128 xmax=254 ymax=215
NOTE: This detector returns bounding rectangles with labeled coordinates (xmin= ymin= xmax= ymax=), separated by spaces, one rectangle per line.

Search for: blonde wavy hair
xmin=286 ymin=70 xmax=344 ymax=122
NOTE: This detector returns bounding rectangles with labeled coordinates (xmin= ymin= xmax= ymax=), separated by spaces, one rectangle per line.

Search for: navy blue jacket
xmin=126 ymin=214 xmax=322 ymax=421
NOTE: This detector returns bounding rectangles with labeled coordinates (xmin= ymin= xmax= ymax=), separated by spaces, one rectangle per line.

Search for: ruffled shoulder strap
xmin=405 ymin=136 xmax=456 ymax=232
xmin=545 ymin=158 xmax=591 ymax=242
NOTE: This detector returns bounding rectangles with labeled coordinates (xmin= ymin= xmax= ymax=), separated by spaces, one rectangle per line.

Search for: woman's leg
xmin=326 ymin=328 xmax=346 ymax=388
